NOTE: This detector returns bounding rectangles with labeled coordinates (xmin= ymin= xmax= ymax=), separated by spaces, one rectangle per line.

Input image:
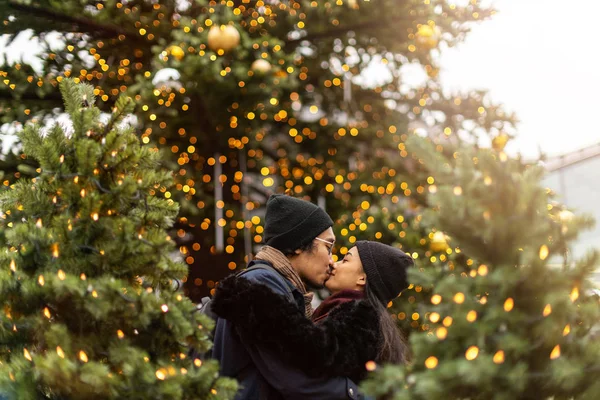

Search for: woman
xmin=212 ymin=240 xmax=413 ymax=383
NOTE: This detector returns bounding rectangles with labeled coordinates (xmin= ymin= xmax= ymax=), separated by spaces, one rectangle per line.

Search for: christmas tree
xmin=0 ymin=79 xmax=236 ymax=399
xmin=0 ymin=1 xmax=515 ymax=300
xmin=361 ymin=135 xmax=600 ymax=399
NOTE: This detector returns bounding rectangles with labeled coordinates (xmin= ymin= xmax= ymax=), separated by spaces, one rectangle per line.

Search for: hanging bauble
xmin=430 ymin=231 xmax=449 ymax=252
xmin=167 ymin=45 xmax=185 ymax=61
xmin=492 ymin=133 xmax=509 ymax=151
xmin=416 ymin=25 xmax=441 ymax=50
xmin=251 ymin=59 xmax=272 ymax=74
xmin=208 ymin=25 xmax=241 ymax=53
xmin=347 ymin=0 xmax=358 ymax=8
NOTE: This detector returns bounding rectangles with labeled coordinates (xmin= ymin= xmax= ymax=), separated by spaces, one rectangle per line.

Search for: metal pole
xmin=214 ymin=153 xmax=224 ymax=253
xmin=240 ymin=151 xmax=252 ymax=262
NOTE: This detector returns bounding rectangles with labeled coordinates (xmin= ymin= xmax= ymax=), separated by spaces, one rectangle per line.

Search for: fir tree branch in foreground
xmin=0 ymin=79 xmax=237 ymax=400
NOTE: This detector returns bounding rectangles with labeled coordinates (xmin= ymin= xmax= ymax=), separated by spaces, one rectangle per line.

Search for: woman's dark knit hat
xmin=263 ymin=194 xmax=333 ymax=252
xmin=355 ymin=241 xmax=414 ymax=304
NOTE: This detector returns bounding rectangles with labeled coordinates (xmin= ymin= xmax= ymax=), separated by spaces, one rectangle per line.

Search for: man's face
xmin=291 ymin=227 xmax=335 ymax=287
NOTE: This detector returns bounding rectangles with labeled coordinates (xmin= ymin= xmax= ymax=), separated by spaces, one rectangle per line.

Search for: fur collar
xmin=313 ymin=289 xmax=365 ymax=323
xmin=212 ymin=275 xmax=381 ymax=382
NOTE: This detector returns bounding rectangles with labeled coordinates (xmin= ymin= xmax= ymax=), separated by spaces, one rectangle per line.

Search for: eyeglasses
xmin=314 ymin=237 xmax=335 ymax=256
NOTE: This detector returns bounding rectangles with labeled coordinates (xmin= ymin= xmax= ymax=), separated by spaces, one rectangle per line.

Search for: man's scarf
xmin=254 ymin=245 xmax=314 ymax=318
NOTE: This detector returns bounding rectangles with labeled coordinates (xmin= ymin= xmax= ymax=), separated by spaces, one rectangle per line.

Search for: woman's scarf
xmin=311 ymin=289 xmax=365 ymax=323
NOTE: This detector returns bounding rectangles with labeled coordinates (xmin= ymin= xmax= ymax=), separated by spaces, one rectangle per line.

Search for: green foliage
xmin=362 ymin=135 xmax=600 ymax=399
xmin=0 ymin=0 xmax=514 ymax=299
xmin=0 ymin=79 xmax=237 ymax=399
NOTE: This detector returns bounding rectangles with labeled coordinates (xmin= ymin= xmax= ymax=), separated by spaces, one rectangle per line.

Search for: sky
xmin=2 ymin=0 xmax=599 ymax=159
xmin=438 ymin=0 xmax=600 ymax=159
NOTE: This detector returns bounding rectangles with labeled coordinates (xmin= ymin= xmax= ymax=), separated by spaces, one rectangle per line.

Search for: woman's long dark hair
xmin=364 ymin=282 xmax=411 ymax=365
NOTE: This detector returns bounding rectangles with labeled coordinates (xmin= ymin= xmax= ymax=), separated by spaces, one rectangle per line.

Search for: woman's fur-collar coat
xmin=212 ymin=274 xmax=381 ymax=383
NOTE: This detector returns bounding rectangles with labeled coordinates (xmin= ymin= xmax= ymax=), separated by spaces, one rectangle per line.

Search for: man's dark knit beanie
xmin=355 ymin=241 xmax=414 ymax=304
xmin=263 ymin=194 xmax=333 ymax=252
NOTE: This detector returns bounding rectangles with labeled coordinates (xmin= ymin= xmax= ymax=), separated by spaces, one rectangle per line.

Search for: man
xmin=212 ymin=194 xmax=363 ymax=399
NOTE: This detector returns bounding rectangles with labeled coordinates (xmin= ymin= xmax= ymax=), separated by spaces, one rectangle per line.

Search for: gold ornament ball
xmin=208 ymin=25 xmax=241 ymax=53
xmin=347 ymin=0 xmax=358 ymax=8
xmin=167 ymin=45 xmax=185 ymax=61
xmin=430 ymin=231 xmax=449 ymax=252
xmin=251 ymin=59 xmax=272 ymax=74
xmin=492 ymin=133 xmax=509 ymax=151
xmin=416 ymin=25 xmax=441 ymax=50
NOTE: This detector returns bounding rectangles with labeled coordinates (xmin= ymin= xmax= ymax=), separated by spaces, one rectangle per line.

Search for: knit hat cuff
xmin=265 ymin=206 xmax=333 ymax=251
xmin=357 ymin=242 xmax=389 ymax=303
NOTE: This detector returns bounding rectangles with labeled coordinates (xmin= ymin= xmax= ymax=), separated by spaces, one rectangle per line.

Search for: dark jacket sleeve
xmin=225 ymin=268 xmax=363 ymax=399
xmin=243 ymin=337 xmax=362 ymax=400
xmin=212 ymin=274 xmax=380 ymax=382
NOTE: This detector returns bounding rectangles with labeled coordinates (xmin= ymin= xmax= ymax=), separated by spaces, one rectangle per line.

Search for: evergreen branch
xmin=93 ymin=179 xmax=112 ymax=193
xmin=102 ymin=96 xmax=134 ymax=137
xmin=528 ymin=363 xmax=600 ymax=379
xmin=118 ymin=292 xmax=137 ymax=303
xmin=0 ymin=89 xmax=62 ymax=102
xmin=287 ymin=19 xmax=386 ymax=44
xmin=7 ymin=0 xmax=142 ymax=40
xmin=78 ymin=245 xmax=101 ymax=254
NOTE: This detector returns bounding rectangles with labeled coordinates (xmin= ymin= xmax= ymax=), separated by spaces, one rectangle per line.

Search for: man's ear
xmin=294 ymin=248 xmax=302 ymax=255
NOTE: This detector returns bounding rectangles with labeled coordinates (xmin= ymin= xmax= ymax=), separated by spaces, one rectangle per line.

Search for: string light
xmin=365 ymin=361 xmax=377 ymax=371
xmin=465 ymin=346 xmax=479 ymax=361
xmin=453 ymin=293 xmax=465 ymax=304
xmin=466 ymin=310 xmax=477 ymax=322
xmin=550 ymin=345 xmax=561 ymax=360
xmin=436 ymin=327 xmax=447 ymax=339
xmin=570 ymin=287 xmax=579 ymax=302
xmin=539 ymin=245 xmax=549 ymax=260
xmin=51 ymin=243 xmax=59 ymax=258
xmin=543 ymin=304 xmax=552 ymax=317
xmin=504 ymin=298 xmax=514 ymax=312
xmin=425 ymin=356 xmax=438 ymax=369
xmin=493 ymin=350 xmax=505 ymax=364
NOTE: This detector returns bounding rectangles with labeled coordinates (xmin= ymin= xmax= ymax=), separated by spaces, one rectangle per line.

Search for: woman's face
xmin=325 ymin=246 xmax=366 ymax=293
